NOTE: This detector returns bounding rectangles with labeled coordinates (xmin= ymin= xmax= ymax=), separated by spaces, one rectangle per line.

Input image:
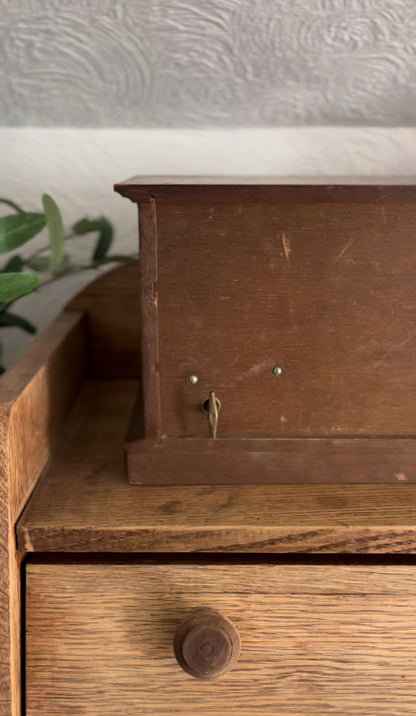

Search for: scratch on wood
xmin=336 ymin=238 xmax=354 ymax=261
xmin=398 ymin=330 xmax=416 ymax=349
xmin=281 ymin=233 xmax=291 ymax=266
xmin=395 ymin=473 xmax=408 ymax=482
xmin=236 ymin=358 xmax=271 ymax=382
xmin=374 ymin=330 xmax=416 ymax=367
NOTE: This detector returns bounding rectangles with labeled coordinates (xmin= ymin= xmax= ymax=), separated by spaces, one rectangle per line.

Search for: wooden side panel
xmin=6 ymin=314 xmax=87 ymax=522
xmin=26 ymin=562 xmax=416 ymax=715
xmin=156 ymin=201 xmax=416 ymax=438
xmin=0 ymin=312 xmax=87 ymax=716
xmin=66 ymin=262 xmax=141 ymax=379
xmin=138 ymin=200 xmax=161 ymax=442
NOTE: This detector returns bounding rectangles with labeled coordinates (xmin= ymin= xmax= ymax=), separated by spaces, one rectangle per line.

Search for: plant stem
xmin=35 ymin=255 xmax=137 ymax=290
xmin=24 ymin=232 xmax=87 ymax=263
xmin=2 ymin=255 xmax=137 ymax=312
xmin=0 ymin=199 xmax=24 ymax=213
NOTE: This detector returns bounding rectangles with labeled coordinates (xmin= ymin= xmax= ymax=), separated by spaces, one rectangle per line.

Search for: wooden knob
xmin=174 ymin=608 xmax=240 ymax=680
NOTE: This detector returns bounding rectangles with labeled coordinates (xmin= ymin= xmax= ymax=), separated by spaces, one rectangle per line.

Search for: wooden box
xmin=114 ymin=180 xmax=416 ymax=485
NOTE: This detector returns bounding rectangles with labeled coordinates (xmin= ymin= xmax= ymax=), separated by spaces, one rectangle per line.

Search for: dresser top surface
xmin=17 ymin=378 xmax=416 ymax=555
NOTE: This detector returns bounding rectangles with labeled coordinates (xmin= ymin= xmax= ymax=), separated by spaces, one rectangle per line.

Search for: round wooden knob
xmin=173 ymin=608 xmax=240 ymax=680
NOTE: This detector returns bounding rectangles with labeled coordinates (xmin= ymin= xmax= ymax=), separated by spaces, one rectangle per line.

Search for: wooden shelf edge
xmin=16 ymin=380 xmax=416 ymax=556
xmin=0 ymin=310 xmax=88 ymax=716
xmin=16 ymin=520 xmax=416 ymax=555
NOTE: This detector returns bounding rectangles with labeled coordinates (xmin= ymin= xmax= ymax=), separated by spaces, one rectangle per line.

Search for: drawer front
xmin=26 ymin=562 xmax=416 ymax=715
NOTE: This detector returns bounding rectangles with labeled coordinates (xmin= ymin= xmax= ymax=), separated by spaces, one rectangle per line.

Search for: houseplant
xmin=0 ymin=194 xmax=134 ymax=372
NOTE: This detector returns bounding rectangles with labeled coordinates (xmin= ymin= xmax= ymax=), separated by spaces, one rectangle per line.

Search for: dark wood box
xmin=114 ymin=180 xmax=416 ymax=485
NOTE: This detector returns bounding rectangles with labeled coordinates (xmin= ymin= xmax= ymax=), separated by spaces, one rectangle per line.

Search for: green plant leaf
xmin=0 ymin=213 xmax=46 ymax=254
xmin=2 ymin=255 xmax=23 ymax=272
xmin=0 ymin=273 xmax=39 ymax=302
xmin=72 ymin=217 xmax=113 ymax=261
xmin=42 ymin=194 xmax=66 ymax=274
xmin=0 ymin=198 xmax=24 ymax=213
xmin=0 ymin=311 xmax=36 ymax=333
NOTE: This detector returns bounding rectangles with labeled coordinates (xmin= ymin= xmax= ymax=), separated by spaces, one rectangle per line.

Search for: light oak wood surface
xmin=26 ymin=561 xmax=416 ymax=715
xmin=17 ymin=379 xmax=416 ymax=554
xmin=0 ymin=312 xmax=87 ymax=716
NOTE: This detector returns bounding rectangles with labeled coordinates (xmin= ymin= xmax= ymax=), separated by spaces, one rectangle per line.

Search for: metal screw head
xmin=186 ymin=373 xmax=199 ymax=385
xmin=271 ymin=365 xmax=284 ymax=377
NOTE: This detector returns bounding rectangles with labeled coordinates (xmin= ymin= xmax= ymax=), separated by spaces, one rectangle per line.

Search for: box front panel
xmin=157 ymin=201 xmax=416 ymax=438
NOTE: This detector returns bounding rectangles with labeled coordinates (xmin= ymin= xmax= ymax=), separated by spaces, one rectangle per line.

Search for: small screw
xmin=186 ymin=374 xmax=199 ymax=385
xmin=271 ymin=365 xmax=284 ymax=377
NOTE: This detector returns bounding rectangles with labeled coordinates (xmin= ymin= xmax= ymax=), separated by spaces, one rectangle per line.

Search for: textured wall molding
xmin=1 ymin=0 xmax=416 ymax=127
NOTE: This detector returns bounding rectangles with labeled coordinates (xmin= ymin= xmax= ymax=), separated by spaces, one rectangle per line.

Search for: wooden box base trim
xmin=126 ymin=436 xmax=416 ymax=485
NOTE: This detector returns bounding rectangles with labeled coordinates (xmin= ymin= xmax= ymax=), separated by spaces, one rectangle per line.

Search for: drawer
xmin=26 ymin=561 xmax=416 ymax=715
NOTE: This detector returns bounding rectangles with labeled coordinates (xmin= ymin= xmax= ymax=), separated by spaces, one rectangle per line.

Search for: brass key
xmin=207 ymin=391 xmax=219 ymax=440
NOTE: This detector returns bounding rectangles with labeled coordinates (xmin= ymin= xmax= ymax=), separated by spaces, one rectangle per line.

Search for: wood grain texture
xmin=66 ymin=261 xmax=141 ymax=378
xmin=0 ymin=312 xmax=87 ymax=716
xmin=16 ymin=380 xmax=416 ymax=554
xmin=26 ymin=562 xmax=416 ymax=715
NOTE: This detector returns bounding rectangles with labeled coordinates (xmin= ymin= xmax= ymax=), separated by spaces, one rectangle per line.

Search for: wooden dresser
xmin=2 ymin=182 xmax=416 ymax=716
